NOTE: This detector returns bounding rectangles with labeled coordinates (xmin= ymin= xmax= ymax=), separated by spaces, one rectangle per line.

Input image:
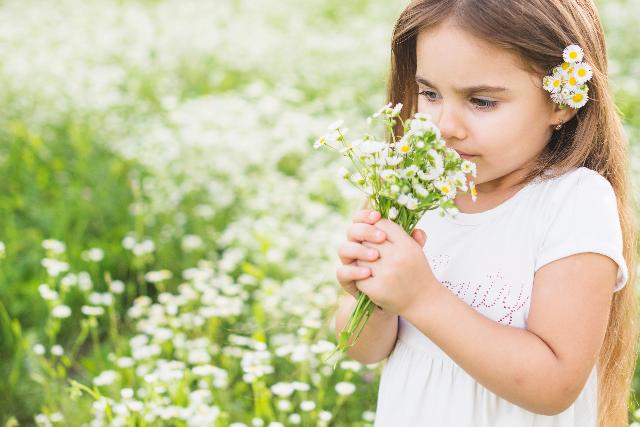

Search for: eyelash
xmin=417 ymin=90 xmax=498 ymax=110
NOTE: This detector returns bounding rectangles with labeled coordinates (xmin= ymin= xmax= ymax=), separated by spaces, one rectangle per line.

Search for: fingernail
xmin=369 ymin=211 xmax=378 ymax=220
xmin=360 ymin=268 xmax=369 ymax=275
xmin=368 ymin=249 xmax=377 ymax=258
xmin=376 ymin=231 xmax=385 ymax=239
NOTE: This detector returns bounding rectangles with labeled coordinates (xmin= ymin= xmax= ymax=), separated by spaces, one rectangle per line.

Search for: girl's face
xmin=415 ymin=21 xmax=575 ymax=194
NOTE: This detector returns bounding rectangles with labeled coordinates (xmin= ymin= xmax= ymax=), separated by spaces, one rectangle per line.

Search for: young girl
xmin=334 ymin=1 xmax=638 ymax=426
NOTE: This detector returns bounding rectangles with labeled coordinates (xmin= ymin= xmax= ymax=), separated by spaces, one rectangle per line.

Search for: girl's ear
xmin=550 ymin=104 xmax=578 ymax=128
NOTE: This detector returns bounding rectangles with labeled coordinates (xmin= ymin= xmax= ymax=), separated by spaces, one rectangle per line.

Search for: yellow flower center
xmin=577 ymin=69 xmax=587 ymax=77
xmin=561 ymin=62 xmax=570 ymax=70
xmin=569 ymin=51 xmax=578 ymax=60
xmin=553 ymin=79 xmax=561 ymax=87
xmin=442 ymin=186 xmax=449 ymax=194
xmin=401 ymin=145 xmax=410 ymax=153
xmin=569 ymin=77 xmax=577 ymax=86
xmin=572 ymin=93 xmax=584 ymax=102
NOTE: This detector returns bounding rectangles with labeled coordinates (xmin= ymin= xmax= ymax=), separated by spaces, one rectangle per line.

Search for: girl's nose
xmin=437 ymin=103 xmax=467 ymax=142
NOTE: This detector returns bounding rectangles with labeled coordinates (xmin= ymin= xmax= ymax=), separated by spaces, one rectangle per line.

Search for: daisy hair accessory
xmin=542 ymin=44 xmax=593 ymax=109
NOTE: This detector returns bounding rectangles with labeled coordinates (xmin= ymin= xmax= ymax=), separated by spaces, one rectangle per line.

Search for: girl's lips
xmin=454 ymin=149 xmax=477 ymax=159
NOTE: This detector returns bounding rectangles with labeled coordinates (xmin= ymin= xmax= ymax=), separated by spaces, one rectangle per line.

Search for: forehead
xmin=416 ymin=23 xmax=536 ymax=90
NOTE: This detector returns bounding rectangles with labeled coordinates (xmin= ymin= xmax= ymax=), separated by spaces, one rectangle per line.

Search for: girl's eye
xmin=417 ymin=90 xmax=498 ymax=110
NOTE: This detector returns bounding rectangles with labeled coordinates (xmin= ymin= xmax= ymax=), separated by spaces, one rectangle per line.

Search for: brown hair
xmin=380 ymin=0 xmax=638 ymax=425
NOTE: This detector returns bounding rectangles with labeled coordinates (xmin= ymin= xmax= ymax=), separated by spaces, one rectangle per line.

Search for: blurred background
xmin=0 ymin=0 xmax=638 ymax=425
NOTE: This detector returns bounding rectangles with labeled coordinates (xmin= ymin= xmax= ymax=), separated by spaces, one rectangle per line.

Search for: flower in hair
xmin=542 ymin=44 xmax=593 ymax=109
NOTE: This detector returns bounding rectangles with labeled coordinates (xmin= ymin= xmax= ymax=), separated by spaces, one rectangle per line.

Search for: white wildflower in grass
xmin=81 ymin=305 xmax=105 ymax=316
xmin=81 ymin=247 xmax=104 ymax=262
xmin=300 ymin=400 xmax=316 ymax=411
xmin=51 ymin=345 xmax=64 ymax=356
xmin=38 ymin=284 xmax=59 ymax=301
xmin=315 ymin=106 xmax=478 ymax=361
xmin=271 ymin=382 xmax=295 ymax=397
xmin=144 ymin=269 xmax=172 ymax=283
xmin=51 ymin=304 xmax=72 ymax=319
xmin=109 ymin=279 xmax=125 ymax=294
xmin=318 ymin=410 xmax=332 ymax=422
xmin=0 ymin=241 xmax=5 ymax=258
xmin=41 ymin=258 xmax=70 ymax=277
xmin=362 ymin=410 xmax=376 ymax=422
xmin=93 ymin=370 xmax=118 ymax=386
xmin=288 ymin=413 xmax=302 ymax=424
xmin=33 ymin=343 xmax=46 ymax=356
xmin=339 ymin=360 xmax=362 ymax=371
xmin=276 ymin=399 xmax=292 ymax=411
xmin=42 ymin=239 xmax=66 ymax=254
xmin=334 ymin=381 xmax=356 ymax=396
xmin=181 ymin=234 xmax=204 ymax=251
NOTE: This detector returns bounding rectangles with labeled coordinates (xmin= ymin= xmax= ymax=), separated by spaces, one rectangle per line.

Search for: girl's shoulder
xmin=529 ymin=166 xmax=614 ymax=206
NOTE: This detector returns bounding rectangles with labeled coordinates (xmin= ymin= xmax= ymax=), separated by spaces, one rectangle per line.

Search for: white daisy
xmin=461 ymin=159 xmax=477 ymax=178
xmin=403 ymin=165 xmax=420 ymax=178
xmin=566 ymin=90 xmax=589 ymax=108
xmin=313 ymin=130 xmax=339 ymax=149
xmin=573 ymin=62 xmax=593 ymax=84
xmin=390 ymin=103 xmax=403 ymax=117
xmin=397 ymin=193 xmax=409 ymax=206
xmin=351 ymin=173 xmax=365 ymax=185
xmin=563 ymin=72 xmax=581 ymax=91
xmin=449 ymin=170 xmax=468 ymax=191
xmin=414 ymin=184 xmax=428 ymax=197
xmin=434 ymin=178 xmax=456 ymax=199
xmin=548 ymin=74 xmax=563 ymax=93
xmin=414 ymin=112 xmax=432 ymax=121
xmin=385 ymin=155 xmax=403 ymax=166
xmin=356 ymin=140 xmax=386 ymax=155
xmin=406 ymin=196 xmax=418 ymax=210
xmin=372 ymin=102 xmax=393 ymax=118
xmin=563 ymin=44 xmax=584 ymax=63
xmin=396 ymin=137 xmax=412 ymax=155
xmin=380 ymin=169 xmax=397 ymax=181
xmin=469 ymin=181 xmax=478 ymax=202
xmin=388 ymin=207 xmax=399 ymax=220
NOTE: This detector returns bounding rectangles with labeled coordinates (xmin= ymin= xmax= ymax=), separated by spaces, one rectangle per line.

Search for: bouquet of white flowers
xmin=314 ymin=102 xmax=478 ymax=360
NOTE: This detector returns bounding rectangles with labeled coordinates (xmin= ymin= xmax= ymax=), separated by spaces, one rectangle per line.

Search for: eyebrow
xmin=415 ymin=75 xmax=509 ymax=95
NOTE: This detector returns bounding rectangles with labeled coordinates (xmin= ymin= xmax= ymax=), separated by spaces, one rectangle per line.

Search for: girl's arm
xmin=334 ymin=294 xmax=399 ymax=365
xmin=403 ymin=250 xmax=616 ymax=417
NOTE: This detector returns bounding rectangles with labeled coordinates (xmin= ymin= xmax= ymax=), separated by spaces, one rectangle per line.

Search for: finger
xmin=412 ymin=229 xmax=427 ymax=247
xmin=336 ymin=265 xmax=371 ymax=288
xmin=352 ymin=209 xmax=381 ymax=224
xmin=346 ymin=222 xmax=387 ymax=244
xmin=337 ymin=241 xmax=380 ymax=265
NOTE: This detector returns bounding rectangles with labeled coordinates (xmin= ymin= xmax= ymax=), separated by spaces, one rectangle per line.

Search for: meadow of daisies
xmin=0 ymin=0 xmax=639 ymax=426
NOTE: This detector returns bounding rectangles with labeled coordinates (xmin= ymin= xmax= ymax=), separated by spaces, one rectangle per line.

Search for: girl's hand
xmin=336 ymin=209 xmax=427 ymax=299
xmin=355 ymin=217 xmax=437 ymax=316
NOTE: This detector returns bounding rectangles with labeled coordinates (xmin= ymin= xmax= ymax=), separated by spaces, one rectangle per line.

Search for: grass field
xmin=0 ymin=0 xmax=639 ymax=425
